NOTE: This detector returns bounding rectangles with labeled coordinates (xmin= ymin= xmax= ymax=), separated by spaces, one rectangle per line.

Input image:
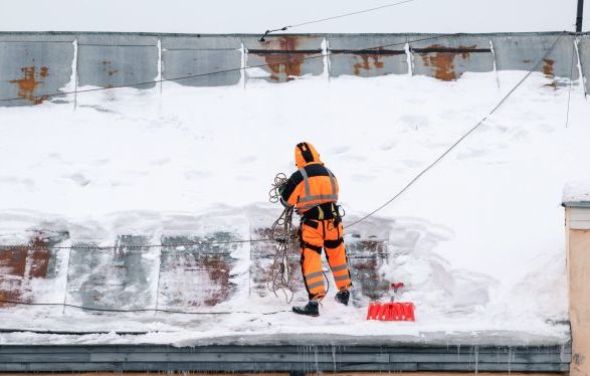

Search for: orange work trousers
xmin=299 ymin=218 xmax=352 ymax=301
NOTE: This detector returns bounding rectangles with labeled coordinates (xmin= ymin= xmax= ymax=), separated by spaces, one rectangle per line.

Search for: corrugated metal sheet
xmin=77 ymin=34 xmax=158 ymax=89
xmin=410 ymin=35 xmax=494 ymax=81
xmin=161 ymin=36 xmax=241 ymax=87
xmin=328 ymin=35 xmax=408 ymax=77
xmin=243 ymin=35 xmax=324 ymax=83
xmin=0 ymin=36 xmax=74 ymax=105
xmin=579 ymin=35 xmax=590 ymax=94
xmin=492 ymin=33 xmax=579 ymax=80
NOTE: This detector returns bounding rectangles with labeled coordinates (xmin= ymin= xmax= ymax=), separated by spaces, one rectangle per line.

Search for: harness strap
xmin=324 ymin=238 xmax=344 ymax=249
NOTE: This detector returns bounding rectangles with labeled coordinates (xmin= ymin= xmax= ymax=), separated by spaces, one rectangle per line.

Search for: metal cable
xmin=0 ymin=298 xmax=289 ymax=316
xmin=0 ymin=238 xmax=273 ymax=251
xmin=267 ymin=174 xmax=297 ymax=303
xmin=345 ymin=33 xmax=566 ymax=229
xmin=260 ymin=0 xmax=420 ymax=40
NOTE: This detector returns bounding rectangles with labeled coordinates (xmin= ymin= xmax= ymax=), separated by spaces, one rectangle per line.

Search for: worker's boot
xmin=335 ymin=289 xmax=350 ymax=306
xmin=292 ymin=301 xmax=319 ymax=317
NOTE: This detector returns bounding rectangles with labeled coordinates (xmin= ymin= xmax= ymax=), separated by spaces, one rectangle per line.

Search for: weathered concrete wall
xmin=0 ymin=32 xmax=587 ymax=106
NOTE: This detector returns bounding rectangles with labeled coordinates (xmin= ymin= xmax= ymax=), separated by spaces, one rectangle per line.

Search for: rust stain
xmin=8 ymin=66 xmax=49 ymax=104
xmin=39 ymin=66 xmax=49 ymax=78
xmin=542 ymin=59 xmax=557 ymax=89
xmin=0 ymin=246 xmax=28 ymax=306
xmin=543 ymin=58 xmax=555 ymax=77
xmin=422 ymin=51 xmax=457 ymax=81
xmin=353 ymin=54 xmax=385 ymax=75
xmin=101 ymin=60 xmax=118 ymax=77
xmin=201 ymin=255 xmax=232 ymax=306
xmin=260 ymin=35 xmax=300 ymax=51
xmin=419 ymin=44 xmax=480 ymax=81
xmin=0 ymin=234 xmax=52 ymax=307
xmin=256 ymin=36 xmax=311 ymax=82
xmin=262 ymin=53 xmax=305 ymax=81
xmin=29 ymin=237 xmax=51 ymax=279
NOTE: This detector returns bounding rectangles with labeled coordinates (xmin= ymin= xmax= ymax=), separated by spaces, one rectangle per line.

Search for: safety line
xmin=0 ymin=299 xmax=290 ymax=316
xmin=259 ymin=0 xmax=419 ymax=40
xmin=0 ymin=238 xmax=274 ymax=250
xmin=345 ymin=33 xmax=565 ymax=229
xmin=0 ymin=327 xmax=153 ymax=336
xmin=0 ymin=33 xmax=459 ymax=103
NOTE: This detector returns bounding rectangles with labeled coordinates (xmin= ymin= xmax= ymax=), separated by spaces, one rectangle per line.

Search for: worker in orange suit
xmin=280 ymin=142 xmax=352 ymax=317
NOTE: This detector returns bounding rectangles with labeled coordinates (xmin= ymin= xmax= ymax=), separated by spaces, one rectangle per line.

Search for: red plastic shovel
xmin=366 ymin=282 xmax=415 ymax=321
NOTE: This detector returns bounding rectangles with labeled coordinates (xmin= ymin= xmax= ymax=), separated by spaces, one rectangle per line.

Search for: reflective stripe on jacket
xmin=280 ymin=163 xmax=339 ymax=213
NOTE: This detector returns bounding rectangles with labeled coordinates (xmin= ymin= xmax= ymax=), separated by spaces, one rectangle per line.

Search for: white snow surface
xmin=563 ymin=180 xmax=590 ymax=204
xmin=1 ymin=69 xmax=589 ymax=346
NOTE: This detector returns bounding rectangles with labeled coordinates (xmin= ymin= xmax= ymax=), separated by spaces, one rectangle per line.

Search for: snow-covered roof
xmin=563 ymin=181 xmax=590 ymax=208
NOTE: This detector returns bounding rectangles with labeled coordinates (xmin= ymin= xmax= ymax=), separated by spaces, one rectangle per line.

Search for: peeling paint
xmin=249 ymin=36 xmax=321 ymax=82
xmin=416 ymin=45 xmax=491 ymax=81
xmin=353 ymin=55 xmax=385 ymax=75
xmin=543 ymin=58 xmax=555 ymax=77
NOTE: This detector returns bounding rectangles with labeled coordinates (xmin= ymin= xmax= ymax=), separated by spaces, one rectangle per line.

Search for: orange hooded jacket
xmin=280 ymin=142 xmax=339 ymax=214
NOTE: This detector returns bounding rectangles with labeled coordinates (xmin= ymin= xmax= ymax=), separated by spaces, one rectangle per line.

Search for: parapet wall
xmin=0 ymin=31 xmax=588 ymax=106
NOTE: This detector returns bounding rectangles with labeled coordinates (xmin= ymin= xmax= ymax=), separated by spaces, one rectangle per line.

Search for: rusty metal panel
xmin=243 ymin=35 xmax=324 ymax=83
xmin=579 ymin=36 xmax=590 ymax=94
xmin=410 ymin=35 xmax=493 ymax=81
xmin=328 ymin=34 xmax=408 ymax=77
xmin=0 ymin=36 xmax=74 ymax=106
xmin=77 ymin=34 xmax=158 ymax=89
xmin=157 ymin=234 xmax=237 ymax=309
xmin=66 ymin=236 xmax=157 ymax=310
xmin=249 ymin=227 xmax=304 ymax=299
xmin=492 ymin=33 xmax=579 ymax=79
xmin=0 ymin=231 xmax=68 ymax=307
xmin=347 ymin=237 xmax=390 ymax=301
xmin=162 ymin=36 xmax=241 ymax=87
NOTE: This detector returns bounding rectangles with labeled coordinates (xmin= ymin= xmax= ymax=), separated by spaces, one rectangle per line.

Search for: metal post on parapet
xmin=563 ymin=183 xmax=590 ymax=376
xmin=576 ymin=0 xmax=585 ymax=33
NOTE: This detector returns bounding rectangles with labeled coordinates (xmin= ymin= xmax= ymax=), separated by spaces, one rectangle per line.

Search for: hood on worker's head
xmin=294 ymin=142 xmax=322 ymax=168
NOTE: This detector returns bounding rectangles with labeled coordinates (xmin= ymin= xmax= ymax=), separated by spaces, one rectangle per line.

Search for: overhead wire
xmin=260 ymin=0 xmax=420 ymax=40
